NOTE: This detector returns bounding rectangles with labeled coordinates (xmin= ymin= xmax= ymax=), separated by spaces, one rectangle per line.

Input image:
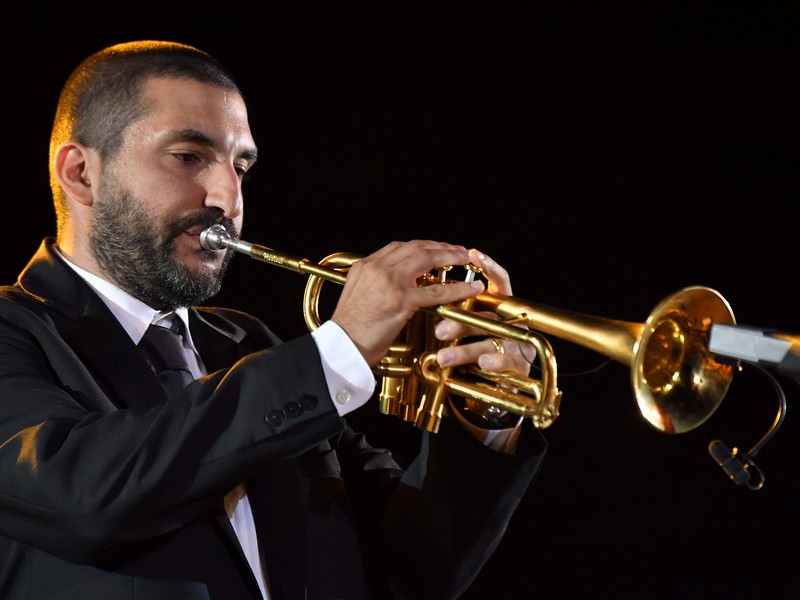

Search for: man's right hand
xmin=331 ymin=240 xmax=484 ymax=367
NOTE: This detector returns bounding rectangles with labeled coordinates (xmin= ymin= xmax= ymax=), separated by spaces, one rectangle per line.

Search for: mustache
xmin=167 ymin=210 xmax=238 ymax=245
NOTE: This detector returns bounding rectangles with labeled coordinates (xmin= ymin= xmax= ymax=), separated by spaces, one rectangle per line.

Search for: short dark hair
xmin=49 ymin=41 xmax=242 ymax=230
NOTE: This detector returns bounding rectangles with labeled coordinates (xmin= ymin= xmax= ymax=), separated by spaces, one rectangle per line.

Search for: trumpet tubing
xmin=201 ymin=225 xmax=737 ymax=435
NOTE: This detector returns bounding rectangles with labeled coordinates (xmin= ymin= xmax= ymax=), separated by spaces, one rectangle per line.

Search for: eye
xmin=235 ymin=164 xmax=254 ymax=183
xmin=173 ymin=152 xmax=201 ymax=165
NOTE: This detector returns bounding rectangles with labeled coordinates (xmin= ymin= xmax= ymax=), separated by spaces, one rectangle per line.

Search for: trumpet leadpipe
xmin=200 ymin=224 xmax=347 ymax=285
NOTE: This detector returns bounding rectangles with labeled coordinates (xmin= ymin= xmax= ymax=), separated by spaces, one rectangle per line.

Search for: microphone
xmin=707 ymin=440 xmax=751 ymax=486
xmin=709 ymin=324 xmax=800 ymax=383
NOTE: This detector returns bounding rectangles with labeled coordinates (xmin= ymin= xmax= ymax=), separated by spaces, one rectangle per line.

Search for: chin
xmin=174 ymin=247 xmax=216 ymax=274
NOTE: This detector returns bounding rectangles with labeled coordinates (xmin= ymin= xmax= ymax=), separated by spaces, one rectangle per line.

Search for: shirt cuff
xmin=311 ymin=321 xmax=376 ymax=417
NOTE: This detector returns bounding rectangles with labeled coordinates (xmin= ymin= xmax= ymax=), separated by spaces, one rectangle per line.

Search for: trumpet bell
xmin=476 ymin=285 xmax=736 ymax=434
xmin=633 ymin=286 xmax=736 ymax=434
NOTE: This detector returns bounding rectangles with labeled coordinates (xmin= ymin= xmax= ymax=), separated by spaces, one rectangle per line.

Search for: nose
xmin=203 ymin=163 xmax=243 ymax=219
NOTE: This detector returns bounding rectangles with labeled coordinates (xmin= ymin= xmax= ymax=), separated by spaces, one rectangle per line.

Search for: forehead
xmin=127 ymin=76 xmax=256 ymax=151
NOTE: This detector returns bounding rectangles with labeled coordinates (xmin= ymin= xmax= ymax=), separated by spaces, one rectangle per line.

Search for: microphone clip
xmin=707 ymin=439 xmax=765 ymax=490
xmin=706 ymin=362 xmax=787 ymax=491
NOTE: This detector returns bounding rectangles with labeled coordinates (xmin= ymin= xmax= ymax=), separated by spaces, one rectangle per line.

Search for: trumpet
xmin=201 ymin=224 xmax=737 ymax=435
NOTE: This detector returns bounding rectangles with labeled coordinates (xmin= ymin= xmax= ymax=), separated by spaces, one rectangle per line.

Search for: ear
xmin=53 ymin=141 xmax=98 ymax=207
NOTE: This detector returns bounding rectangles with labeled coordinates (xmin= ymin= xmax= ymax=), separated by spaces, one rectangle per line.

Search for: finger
xmin=436 ymin=338 xmax=534 ymax=375
xmin=378 ymin=240 xmax=472 ymax=275
xmin=410 ymin=279 xmax=485 ymax=309
xmin=477 ymin=350 xmax=532 ymax=374
xmin=434 ymin=310 xmax=501 ymax=341
xmin=469 ymin=248 xmax=512 ymax=295
xmin=436 ymin=341 xmax=488 ymax=369
xmin=350 ymin=241 xmax=474 ymax=292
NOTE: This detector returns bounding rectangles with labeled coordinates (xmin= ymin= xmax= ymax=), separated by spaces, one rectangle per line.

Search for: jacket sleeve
xmin=0 ymin=302 xmax=345 ymax=563
xmin=334 ymin=410 xmax=547 ymax=600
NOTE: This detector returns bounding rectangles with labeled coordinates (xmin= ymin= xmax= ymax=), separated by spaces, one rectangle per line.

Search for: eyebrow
xmin=165 ymin=128 xmax=258 ymax=164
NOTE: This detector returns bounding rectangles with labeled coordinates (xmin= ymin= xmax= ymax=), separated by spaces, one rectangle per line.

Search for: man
xmin=0 ymin=41 xmax=546 ymax=599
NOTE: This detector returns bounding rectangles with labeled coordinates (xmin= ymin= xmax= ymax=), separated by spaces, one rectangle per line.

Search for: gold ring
xmin=488 ymin=338 xmax=505 ymax=355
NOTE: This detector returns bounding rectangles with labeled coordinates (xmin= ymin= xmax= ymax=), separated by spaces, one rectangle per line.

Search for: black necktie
xmin=138 ymin=317 xmax=195 ymax=398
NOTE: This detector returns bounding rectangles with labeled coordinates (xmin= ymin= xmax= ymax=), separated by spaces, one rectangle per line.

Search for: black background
xmin=3 ymin=3 xmax=799 ymax=598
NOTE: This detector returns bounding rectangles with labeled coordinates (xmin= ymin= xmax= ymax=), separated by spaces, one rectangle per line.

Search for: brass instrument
xmin=201 ymin=225 xmax=737 ymax=435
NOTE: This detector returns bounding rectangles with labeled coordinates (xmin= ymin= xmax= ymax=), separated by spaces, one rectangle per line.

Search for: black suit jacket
xmin=0 ymin=240 xmax=547 ymax=600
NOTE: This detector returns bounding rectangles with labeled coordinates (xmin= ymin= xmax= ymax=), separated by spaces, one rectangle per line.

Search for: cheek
xmin=138 ymin=157 xmax=205 ymax=205
xmin=145 ymin=177 xmax=204 ymax=217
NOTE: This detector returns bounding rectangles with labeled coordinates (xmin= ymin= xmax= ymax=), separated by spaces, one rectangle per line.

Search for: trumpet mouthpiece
xmin=199 ymin=224 xmax=231 ymax=251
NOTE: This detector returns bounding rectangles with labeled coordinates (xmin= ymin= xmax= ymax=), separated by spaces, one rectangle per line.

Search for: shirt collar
xmin=55 ymin=248 xmax=193 ymax=346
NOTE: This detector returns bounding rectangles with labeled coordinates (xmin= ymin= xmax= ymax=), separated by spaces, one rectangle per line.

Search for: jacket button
xmin=299 ymin=394 xmax=318 ymax=410
xmin=266 ymin=409 xmax=285 ymax=426
xmin=283 ymin=401 xmax=302 ymax=418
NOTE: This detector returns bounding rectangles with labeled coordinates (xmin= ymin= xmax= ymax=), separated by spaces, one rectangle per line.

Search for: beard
xmin=88 ymin=186 xmax=238 ymax=311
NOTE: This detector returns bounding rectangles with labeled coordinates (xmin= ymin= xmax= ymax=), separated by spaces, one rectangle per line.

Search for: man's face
xmin=89 ymin=77 xmax=257 ymax=309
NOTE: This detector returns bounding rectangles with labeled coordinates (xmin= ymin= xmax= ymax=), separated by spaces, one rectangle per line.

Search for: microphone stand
xmin=707 ymin=323 xmax=799 ymax=490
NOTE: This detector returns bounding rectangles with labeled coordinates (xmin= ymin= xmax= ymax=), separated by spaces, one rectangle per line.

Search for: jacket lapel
xmin=188 ymin=308 xmax=249 ymax=373
xmin=60 ymin=312 xmax=168 ymax=412
xmin=17 ymin=239 xmax=167 ymax=412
